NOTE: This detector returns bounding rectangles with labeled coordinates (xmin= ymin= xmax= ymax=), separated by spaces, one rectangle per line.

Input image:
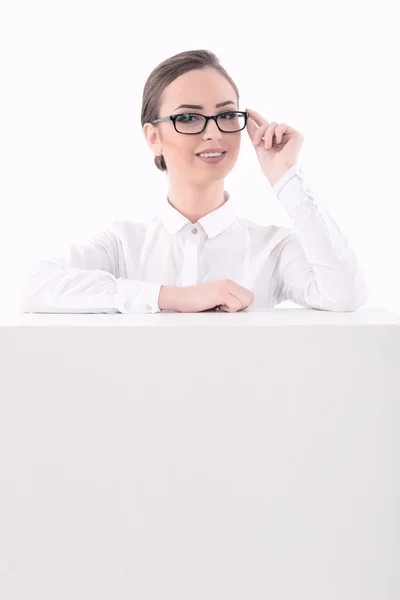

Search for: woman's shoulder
xmin=237 ymin=216 xmax=292 ymax=236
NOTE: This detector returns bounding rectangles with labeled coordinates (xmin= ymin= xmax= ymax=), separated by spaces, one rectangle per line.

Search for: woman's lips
xmin=196 ymin=151 xmax=227 ymax=164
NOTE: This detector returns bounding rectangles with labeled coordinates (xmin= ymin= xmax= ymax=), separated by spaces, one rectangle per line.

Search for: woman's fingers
xmin=265 ymin=122 xmax=279 ymax=150
xmin=253 ymin=123 xmax=269 ymax=146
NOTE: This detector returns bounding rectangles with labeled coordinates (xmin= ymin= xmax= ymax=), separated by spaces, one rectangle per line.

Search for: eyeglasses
xmin=151 ymin=111 xmax=249 ymax=134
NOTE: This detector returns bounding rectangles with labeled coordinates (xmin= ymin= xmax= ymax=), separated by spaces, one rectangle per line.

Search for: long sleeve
xmin=271 ymin=164 xmax=369 ymax=311
xmin=20 ymin=223 xmax=163 ymax=314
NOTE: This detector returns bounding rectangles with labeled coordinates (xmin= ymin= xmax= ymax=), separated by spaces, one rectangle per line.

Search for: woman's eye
xmin=176 ymin=114 xmax=198 ymax=122
xmin=220 ymin=112 xmax=236 ymax=119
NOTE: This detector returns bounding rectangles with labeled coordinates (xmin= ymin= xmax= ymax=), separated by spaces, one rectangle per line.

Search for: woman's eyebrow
xmin=173 ymin=100 xmax=236 ymax=110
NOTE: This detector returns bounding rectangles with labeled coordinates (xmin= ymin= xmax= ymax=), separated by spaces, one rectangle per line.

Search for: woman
xmin=20 ymin=49 xmax=368 ymax=314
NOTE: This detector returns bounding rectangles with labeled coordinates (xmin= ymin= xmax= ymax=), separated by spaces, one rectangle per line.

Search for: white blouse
xmin=20 ymin=164 xmax=369 ymax=314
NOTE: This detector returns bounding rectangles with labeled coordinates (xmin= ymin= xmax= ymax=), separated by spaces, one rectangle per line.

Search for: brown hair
xmin=141 ymin=49 xmax=240 ymax=173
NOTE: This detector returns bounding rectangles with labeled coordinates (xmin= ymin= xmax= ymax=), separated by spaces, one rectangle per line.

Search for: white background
xmin=1 ymin=0 xmax=398 ymax=315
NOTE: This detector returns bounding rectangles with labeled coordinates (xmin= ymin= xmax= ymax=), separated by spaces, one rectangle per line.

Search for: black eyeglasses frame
xmin=151 ymin=110 xmax=249 ymax=134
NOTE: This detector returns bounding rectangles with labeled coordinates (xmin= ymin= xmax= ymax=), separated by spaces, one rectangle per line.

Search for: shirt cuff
xmin=272 ymin=164 xmax=315 ymax=216
xmin=115 ymin=279 xmax=163 ymax=313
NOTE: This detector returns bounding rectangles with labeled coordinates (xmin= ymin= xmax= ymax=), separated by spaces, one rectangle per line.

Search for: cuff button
xmin=295 ymin=165 xmax=304 ymax=177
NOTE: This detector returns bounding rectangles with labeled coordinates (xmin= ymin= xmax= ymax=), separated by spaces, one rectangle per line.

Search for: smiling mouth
xmin=196 ymin=151 xmax=227 ymax=156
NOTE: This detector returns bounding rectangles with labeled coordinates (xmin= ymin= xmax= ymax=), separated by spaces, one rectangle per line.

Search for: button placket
xmin=181 ymin=225 xmax=201 ymax=287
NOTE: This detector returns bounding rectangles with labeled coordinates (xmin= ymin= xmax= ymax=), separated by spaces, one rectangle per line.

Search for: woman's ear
xmin=143 ymin=123 xmax=162 ymax=156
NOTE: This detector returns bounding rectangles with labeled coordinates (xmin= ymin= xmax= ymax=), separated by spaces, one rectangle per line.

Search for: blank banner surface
xmin=1 ymin=308 xmax=399 ymax=600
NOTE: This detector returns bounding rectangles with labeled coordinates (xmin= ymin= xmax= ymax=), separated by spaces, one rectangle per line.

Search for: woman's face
xmin=144 ymin=68 xmax=241 ymax=182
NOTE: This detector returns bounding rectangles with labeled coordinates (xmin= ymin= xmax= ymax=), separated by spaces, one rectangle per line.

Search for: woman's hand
xmin=159 ymin=281 xmax=255 ymax=313
xmin=245 ymin=107 xmax=304 ymax=186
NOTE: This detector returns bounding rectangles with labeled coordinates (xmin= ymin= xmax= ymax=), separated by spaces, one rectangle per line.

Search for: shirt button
xmin=124 ymin=302 xmax=131 ymax=309
xmin=145 ymin=305 xmax=152 ymax=312
xmin=191 ymin=228 xmax=198 ymax=234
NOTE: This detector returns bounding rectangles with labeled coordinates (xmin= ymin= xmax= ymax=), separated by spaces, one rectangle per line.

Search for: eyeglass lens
xmin=175 ymin=112 xmax=245 ymax=134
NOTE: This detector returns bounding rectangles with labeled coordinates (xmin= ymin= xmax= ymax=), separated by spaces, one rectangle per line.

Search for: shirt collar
xmin=156 ymin=190 xmax=238 ymax=238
